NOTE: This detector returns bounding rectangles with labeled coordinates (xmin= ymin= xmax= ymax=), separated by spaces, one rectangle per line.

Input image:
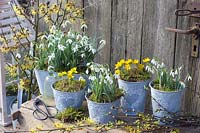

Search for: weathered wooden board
xmin=110 ymin=0 xmax=128 ymax=68
xmin=84 ymin=0 xmax=112 ymax=65
xmin=126 ymin=0 xmax=143 ymax=60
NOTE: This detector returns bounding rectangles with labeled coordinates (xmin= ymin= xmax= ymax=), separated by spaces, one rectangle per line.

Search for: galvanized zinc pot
xmin=85 ymin=93 xmax=121 ymax=124
xmin=149 ymin=81 xmax=185 ymax=118
xmin=34 ymin=69 xmax=49 ymax=95
xmin=118 ymin=79 xmax=150 ymax=115
xmin=52 ymin=74 xmax=87 ymax=112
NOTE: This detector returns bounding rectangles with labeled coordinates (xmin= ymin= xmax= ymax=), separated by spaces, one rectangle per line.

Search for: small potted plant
xmin=146 ymin=58 xmax=192 ymax=118
xmin=35 ymin=25 xmax=105 ymax=95
xmin=115 ymin=58 xmax=151 ymax=115
xmin=85 ymin=63 xmax=124 ymax=124
xmin=52 ymin=67 xmax=87 ymax=111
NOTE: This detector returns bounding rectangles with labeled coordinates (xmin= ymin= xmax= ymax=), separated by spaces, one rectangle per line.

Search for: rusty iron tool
xmin=165 ymin=26 xmax=200 ymax=39
xmin=175 ymin=9 xmax=200 ymax=17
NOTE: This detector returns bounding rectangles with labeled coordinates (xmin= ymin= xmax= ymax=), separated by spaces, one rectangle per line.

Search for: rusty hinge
xmin=191 ymin=35 xmax=199 ymax=57
xmin=175 ymin=2 xmax=200 ymax=18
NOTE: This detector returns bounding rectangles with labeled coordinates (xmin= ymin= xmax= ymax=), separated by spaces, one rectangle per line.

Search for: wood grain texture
xmin=84 ymin=0 xmax=112 ymax=65
xmin=153 ymin=0 xmax=178 ymax=68
xmin=126 ymin=0 xmax=143 ymax=60
xmin=142 ymin=0 xmax=158 ymax=59
xmin=110 ymin=0 xmax=128 ymax=68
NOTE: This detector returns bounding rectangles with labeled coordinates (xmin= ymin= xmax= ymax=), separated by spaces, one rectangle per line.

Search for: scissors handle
xmin=33 ymin=98 xmax=57 ymax=120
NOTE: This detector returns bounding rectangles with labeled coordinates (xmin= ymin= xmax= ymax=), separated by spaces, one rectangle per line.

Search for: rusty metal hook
xmin=175 ymin=9 xmax=200 ymax=16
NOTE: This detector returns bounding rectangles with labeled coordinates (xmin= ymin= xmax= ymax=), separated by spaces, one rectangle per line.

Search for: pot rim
xmin=118 ymin=78 xmax=151 ymax=84
xmin=149 ymin=80 xmax=185 ymax=93
xmin=85 ymin=93 xmax=121 ymax=105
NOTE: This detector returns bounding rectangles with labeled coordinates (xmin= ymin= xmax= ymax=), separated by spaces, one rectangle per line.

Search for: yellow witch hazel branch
xmin=115 ymin=58 xmax=151 ymax=82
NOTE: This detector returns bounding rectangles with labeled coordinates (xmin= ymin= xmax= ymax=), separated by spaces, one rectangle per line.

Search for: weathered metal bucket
xmin=85 ymin=93 xmax=120 ymax=124
xmin=52 ymin=74 xmax=87 ymax=112
xmin=149 ymin=82 xmax=185 ymax=118
xmin=34 ymin=69 xmax=49 ymax=95
xmin=118 ymin=79 xmax=150 ymax=115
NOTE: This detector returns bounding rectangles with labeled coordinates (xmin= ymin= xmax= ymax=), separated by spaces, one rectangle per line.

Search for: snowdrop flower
xmin=106 ymin=75 xmax=113 ymax=84
xmin=48 ymin=53 xmax=55 ymax=62
xmin=16 ymin=53 xmax=21 ymax=59
xmin=174 ymin=70 xmax=178 ymax=75
xmin=81 ymin=24 xmax=87 ymax=29
xmin=170 ymin=70 xmax=175 ymax=77
xmin=151 ymin=58 xmax=157 ymax=66
xmin=85 ymin=69 xmax=89 ymax=74
xmin=66 ymin=39 xmax=73 ymax=44
xmin=160 ymin=62 xmax=165 ymax=68
xmin=89 ymin=76 xmax=96 ymax=81
xmin=81 ymin=53 xmax=85 ymax=58
xmin=62 ymin=20 xmax=71 ymax=28
xmin=58 ymin=44 xmax=65 ymax=51
xmin=187 ymin=75 xmax=192 ymax=81
xmin=48 ymin=43 xmax=53 ymax=48
xmin=50 ymin=25 xmax=56 ymax=34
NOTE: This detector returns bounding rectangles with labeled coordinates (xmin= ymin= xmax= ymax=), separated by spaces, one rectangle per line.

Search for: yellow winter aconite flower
xmin=138 ymin=64 xmax=144 ymax=70
xmin=125 ymin=64 xmax=131 ymax=71
xmin=115 ymin=69 xmax=120 ymax=75
xmin=125 ymin=59 xmax=132 ymax=64
xmin=143 ymin=57 xmax=150 ymax=63
xmin=58 ymin=72 xmax=63 ymax=77
xmin=67 ymin=71 xmax=74 ymax=79
xmin=6 ymin=65 xmax=18 ymax=78
xmin=62 ymin=71 xmax=67 ymax=76
xmin=133 ymin=59 xmax=139 ymax=64
xmin=70 ymin=67 xmax=78 ymax=73
xmin=54 ymin=122 xmax=64 ymax=129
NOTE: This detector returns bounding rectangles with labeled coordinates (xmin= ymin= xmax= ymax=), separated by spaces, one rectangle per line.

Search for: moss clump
xmin=54 ymin=79 xmax=86 ymax=92
xmin=56 ymin=107 xmax=86 ymax=122
xmin=89 ymin=88 xmax=124 ymax=103
xmin=121 ymin=68 xmax=150 ymax=82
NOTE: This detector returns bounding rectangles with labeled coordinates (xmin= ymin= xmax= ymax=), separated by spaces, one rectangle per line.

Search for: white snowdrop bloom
xmin=170 ymin=70 xmax=175 ymax=77
xmin=187 ymin=75 xmax=192 ymax=81
xmin=76 ymin=34 xmax=82 ymax=40
xmin=79 ymin=76 xmax=85 ymax=81
xmin=106 ymin=75 xmax=113 ymax=84
xmin=94 ymin=67 xmax=100 ymax=73
xmin=160 ymin=62 xmax=165 ymax=68
xmin=86 ymin=69 xmax=89 ymax=74
xmin=39 ymin=43 xmax=44 ymax=48
xmin=81 ymin=53 xmax=85 ymax=58
xmin=16 ymin=53 xmax=21 ymax=59
xmin=81 ymin=24 xmax=87 ymax=29
xmin=160 ymin=72 xmax=163 ymax=76
xmin=91 ymin=49 xmax=96 ymax=54
xmin=104 ymin=79 xmax=107 ymax=84
xmin=99 ymin=40 xmax=106 ymax=45
xmin=174 ymin=70 xmax=178 ymax=75
xmin=58 ymin=44 xmax=66 ymax=51
xmin=66 ymin=39 xmax=73 ymax=44
xmin=62 ymin=20 xmax=71 ymax=28
xmin=151 ymin=59 xmax=157 ymax=65
xmin=89 ymin=76 xmax=96 ymax=81
xmin=48 ymin=43 xmax=53 ymax=48
xmin=48 ymin=53 xmax=55 ymax=62
xmin=180 ymin=82 xmax=185 ymax=88
xmin=178 ymin=66 xmax=183 ymax=71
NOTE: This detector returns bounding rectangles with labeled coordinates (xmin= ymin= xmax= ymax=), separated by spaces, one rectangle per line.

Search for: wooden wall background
xmin=71 ymin=0 xmax=200 ymax=115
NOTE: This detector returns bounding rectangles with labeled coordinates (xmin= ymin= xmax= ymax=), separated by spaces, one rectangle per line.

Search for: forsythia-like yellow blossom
xmin=133 ymin=59 xmax=139 ymax=64
xmin=54 ymin=122 xmax=64 ymax=129
xmin=115 ymin=69 xmax=120 ymax=75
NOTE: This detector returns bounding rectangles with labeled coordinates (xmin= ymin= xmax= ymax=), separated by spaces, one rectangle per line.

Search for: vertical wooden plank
xmin=126 ymin=0 xmax=143 ymax=60
xmin=153 ymin=0 xmax=178 ymax=68
xmin=174 ymin=0 xmax=192 ymax=114
xmin=0 ymin=53 xmax=10 ymax=126
xmin=84 ymin=0 xmax=112 ymax=65
xmin=142 ymin=0 xmax=158 ymax=59
xmin=110 ymin=0 xmax=128 ymax=68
